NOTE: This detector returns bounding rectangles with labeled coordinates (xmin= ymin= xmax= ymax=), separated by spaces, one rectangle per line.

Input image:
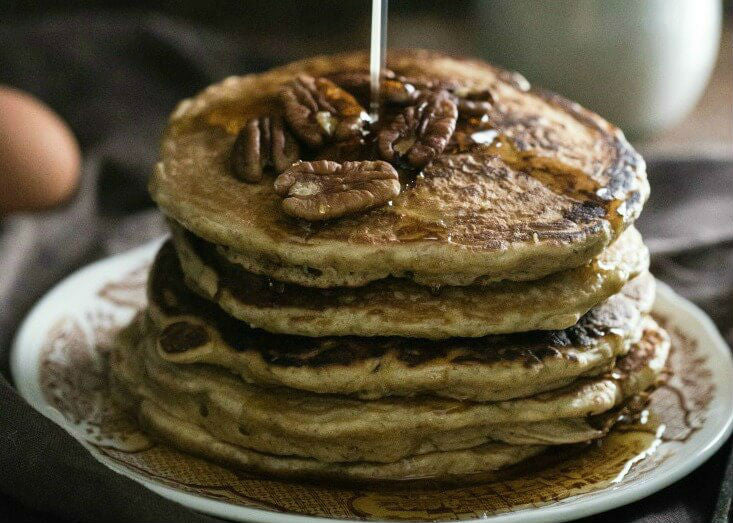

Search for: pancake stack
xmin=111 ymin=50 xmax=669 ymax=481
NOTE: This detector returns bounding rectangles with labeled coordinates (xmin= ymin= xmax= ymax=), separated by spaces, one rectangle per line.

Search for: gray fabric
xmin=0 ymin=11 xmax=731 ymax=523
xmin=639 ymin=159 xmax=733 ymax=333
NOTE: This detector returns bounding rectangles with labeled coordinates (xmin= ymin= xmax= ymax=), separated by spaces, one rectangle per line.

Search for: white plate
xmin=10 ymin=238 xmax=733 ymax=523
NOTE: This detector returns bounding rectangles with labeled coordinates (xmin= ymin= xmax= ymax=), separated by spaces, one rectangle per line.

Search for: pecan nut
xmin=273 ymin=160 xmax=400 ymax=221
xmin=453 ymin=87 xmax=494 ymax=117
xmin=396 ymin=78 xmax=493 ymax=118
xmin=230 ymin=115 xmax=300 ymax=182
xmin=377 ymin=90 xmax=458 ymax=168
xmin=279 ymin=75 xmax=368 ymax=148
xmin=327 ymin=70 xmax=420 ymax=107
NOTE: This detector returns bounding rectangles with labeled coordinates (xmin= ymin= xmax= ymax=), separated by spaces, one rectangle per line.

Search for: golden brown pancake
xmin=150 ymin=50 xmax=648 ymax=288
xmin=169 ymin=223 xmax=648 ymax=338
xmin=147 ymin=240 xmax=655 ymax=401
xmin=139 ymin=403 xmax=548 ymax=481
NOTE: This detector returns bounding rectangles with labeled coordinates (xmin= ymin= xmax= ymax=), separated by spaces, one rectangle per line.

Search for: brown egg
xmin=0 ymin=87 xmax=81 ymax=215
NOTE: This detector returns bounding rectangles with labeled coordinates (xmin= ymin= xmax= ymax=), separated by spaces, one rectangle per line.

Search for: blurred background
xmin=3 ymin=0 xmax=731 ymax=156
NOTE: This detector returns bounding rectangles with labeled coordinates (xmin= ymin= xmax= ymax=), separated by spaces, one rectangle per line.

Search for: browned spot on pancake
xmin=563 ymin=201 xmax=607 ymax=225
xmin=159 ymin=321 xmax=211 ymax=353
xmin=450 ymin=346 xmax=562 ymax=367
xmin=613 ymin=326 xmax=662 ymax=377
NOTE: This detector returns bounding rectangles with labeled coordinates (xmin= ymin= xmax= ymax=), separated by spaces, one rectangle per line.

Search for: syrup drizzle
xmin=369 ymin=0 xmax=389 ymax=122
xmin=612 ymin=421 xmax=666 ymax=483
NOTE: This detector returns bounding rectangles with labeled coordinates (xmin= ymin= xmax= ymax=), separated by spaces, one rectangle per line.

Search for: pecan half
xmin=453 ymin=87 xmax=494 ymax=117
xmin=273 ymin=160 xmax=400 ymax=221
xmin=327 ymin=70 xmax=420 ymax=106
xmin=279 ymin=75 xmax=368 ymax=148
xmin=377 ymin=90 xmax=458 ymax=168
xmin=395 ymin=78 xmax=493 ymax=118
xmin=230 ymin=115 xmax=300 ymax=182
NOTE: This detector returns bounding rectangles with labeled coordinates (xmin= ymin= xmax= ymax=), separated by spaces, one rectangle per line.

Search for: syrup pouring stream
xmin=369 ymin=0 xmax=388 ymax=122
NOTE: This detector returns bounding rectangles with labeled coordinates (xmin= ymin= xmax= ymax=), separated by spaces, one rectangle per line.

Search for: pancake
xmin=111 ymin=314 xmax=668 ymax=466
xmin=139 ymin=402 xmax=548 ymax=481
xmin=169 ymin=223 xmax=649 ymax=338
xmin=150 ymin=50 xmax=648 ymax=289
xmin=148 ymin=240 xmax=655 ymax=401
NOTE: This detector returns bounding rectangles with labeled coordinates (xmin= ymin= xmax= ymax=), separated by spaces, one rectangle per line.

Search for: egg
xmin=0 ymin=87 xmax=81 ymax=215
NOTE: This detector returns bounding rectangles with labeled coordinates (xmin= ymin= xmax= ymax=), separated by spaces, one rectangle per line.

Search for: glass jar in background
xmin=474 ymin=0 xmax=722 ymax=139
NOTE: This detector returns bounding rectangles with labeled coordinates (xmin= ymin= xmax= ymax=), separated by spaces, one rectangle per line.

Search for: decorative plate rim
xmin=10 ymin=237 xmax=733 ymax=523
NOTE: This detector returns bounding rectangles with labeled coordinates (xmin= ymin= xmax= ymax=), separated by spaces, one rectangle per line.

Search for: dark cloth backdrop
xmin=1 ymin=12 xmax=732 ymax=523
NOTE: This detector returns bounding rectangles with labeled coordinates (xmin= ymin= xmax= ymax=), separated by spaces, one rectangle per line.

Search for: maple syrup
xmin=369 ymin=0 xmax=388 ymax=121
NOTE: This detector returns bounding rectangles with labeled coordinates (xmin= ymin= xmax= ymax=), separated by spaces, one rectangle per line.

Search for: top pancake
xmin=150 ymin=50 xmax=648 ymax=287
